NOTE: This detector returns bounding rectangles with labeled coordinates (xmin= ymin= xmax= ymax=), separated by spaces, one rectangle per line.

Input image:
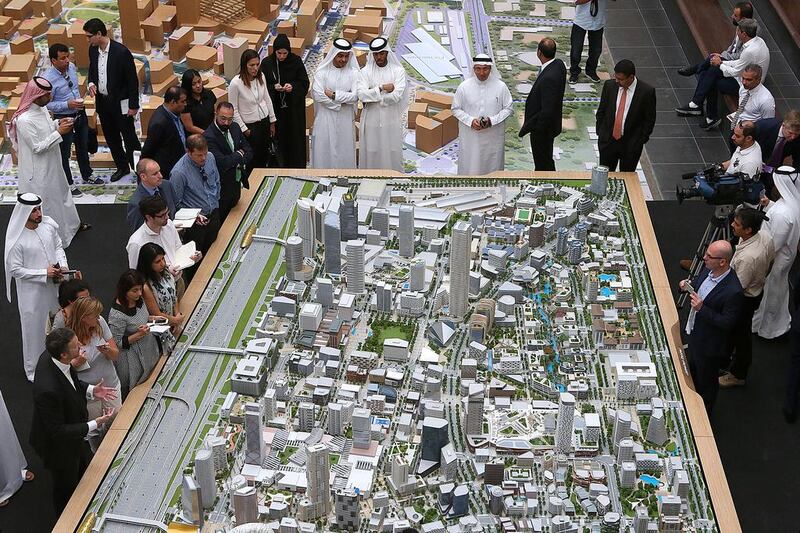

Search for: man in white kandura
xmin=452 ymin=54 xmax=513 ymax=175
xmin=10 ymin=77 xmax=88 ymax=247
xmin=0 ymin=388 xmax=34 ymax=508
xmin=4 ymin=193 xmax=68 ymax=382
xmin=752 ymin=166 xmax=800 ymax=339
xmin=311 ymin=38 xmax=360 ymax=168
xmin=358 ymin=37 xmax=408 ymax=172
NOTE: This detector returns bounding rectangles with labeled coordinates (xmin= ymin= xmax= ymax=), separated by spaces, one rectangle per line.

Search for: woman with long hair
xmin=180 ymin=68 xmax=217 ymax=134
xmin=229 ymin=49 xmax=277 ymax=173
xmin=136 ymin=243 xmax=182 ymax=353
xmin=66 ymin=296 xmax=120 ymax=451
xmin=108 ymin=270 xmax=161 ymax=400
xmin=261 ymin=34 xmax=309 ymax=168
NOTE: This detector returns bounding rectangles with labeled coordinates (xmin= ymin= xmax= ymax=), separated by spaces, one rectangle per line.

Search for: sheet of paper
xmin=174 ymin=208 xmax=201 ymax=229
xmin=149 ymin=324 xmax=171 ymax=334
xmin=173 ymin=241 xmax=197 ymax=270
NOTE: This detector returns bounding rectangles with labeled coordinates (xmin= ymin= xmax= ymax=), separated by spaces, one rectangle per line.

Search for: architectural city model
xmin=78 ymin=174 xmax=719 ymax=532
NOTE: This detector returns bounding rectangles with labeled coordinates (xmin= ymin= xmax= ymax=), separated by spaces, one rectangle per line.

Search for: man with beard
xmin=204 ymin=102 xmax=253 ymax=220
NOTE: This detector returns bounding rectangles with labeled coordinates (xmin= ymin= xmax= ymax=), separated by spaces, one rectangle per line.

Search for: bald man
xmin=680 ymin=240 xmax=744 ymax=413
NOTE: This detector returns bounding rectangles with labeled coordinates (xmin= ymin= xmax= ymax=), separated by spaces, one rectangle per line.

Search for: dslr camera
xmin=676 ymin=164 xmax=764 ymax=206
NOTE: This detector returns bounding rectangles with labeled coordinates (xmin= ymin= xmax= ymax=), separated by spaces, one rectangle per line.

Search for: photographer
xmin=720 ymin=207 xmax=774 ymax=388
xmin=723 ymin=120 xmax=762 ymax=180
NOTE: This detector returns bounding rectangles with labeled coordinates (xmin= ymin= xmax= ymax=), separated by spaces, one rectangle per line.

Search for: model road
xmin=96 ymin=178 xmax=306 ymax=531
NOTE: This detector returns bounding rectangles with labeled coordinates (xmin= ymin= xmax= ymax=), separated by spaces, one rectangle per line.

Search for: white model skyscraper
xmin=465 ymin=383 xmax=485 ymax=436
xmin=306 ymin=443 xmax=331 ymax=518
xmin=285 ymin=235 xmax=304 ymax=281
xmin=371 ymin=207 xmax=390 ymax=237
xmin=352 ymin=407 xmax=371 ymax=449
xmin=233 ymin=485 xmax=258 ymax=524
xmin=296 ymin=198 xmax=315 ymax=257
xmin=194 ymin=449 xmax=216 ymax=509
xmin=554 ymin=392 xmax=575 ymax=455
xmin=410 ymin=258 xmax=425 ymax=291
xmin=244 ymin=402 xmax=265 ymax=466
xmin=346 ymin=239 xmax=365 ymax=294
xmin=449 ymin=221 xmax=471 ymax=318
xmin=399 ymin=204 xmax=415 ymax=258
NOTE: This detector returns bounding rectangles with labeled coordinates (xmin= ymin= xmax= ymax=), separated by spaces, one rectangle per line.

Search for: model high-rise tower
xmin=194 ymin=449 xmax=216 ymax=509
xmin=465 ymin=383 xmax=484 ymax=436
xmin=306 ymin=443 xmax=331 ymax=518
xmin=285 ymin=235 xmax=304 ymax=281
xmin=554 ymin=392 xmax=575 ymax=455
xmin=399 ymin=204 xmax=415 ymax=258
xmin=324 ymin=208 xmax=342 ymax=275
xmin=449 ymin=221 xmax=471 ymax=318
xmin=244 ymin=402 xmax=264 ymax=466
xmin=296 ymin=198 xmax=315 ymax=257
xmin=340 ymin=193 xmax=358 ymax=241
xmin=371 ymin=207 xmax=390 ymax=237
xmin=346 ymin=239 xmax=365 ymax=294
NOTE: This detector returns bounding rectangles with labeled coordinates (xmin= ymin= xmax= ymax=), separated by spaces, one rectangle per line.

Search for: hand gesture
xmin=191 ymin=251 xmax=203 ymax=262
xmin=95 ymin=407 xmax=115 ymax=426
xmin=169 ymin=312 xmax=185 ymax=327
xmin=68 ymin=99 xmax=84 ymax=110
xmin=137 ymin=324 xmax=150 ymax=334
xmin=127 ymin=108 xmax=138 ymax=117
xmin=47 ymin=265 xmax=62 ymax=279
xmin=270 ymin=122 xmax=276 ymax=138
xmin=57 ymin=119 xmax=73 ymax=135
xmin=679 ymin=279 xmax=688 ymax=290
xmin=324 ymin=89 xmax=334 ymax=99
xmin=93 ymin=379 xmax=118 ymax=401
xmin=689 ymin=292 xmax=704 ymax=311
xmin=381 ymin=83 xmax=395 ymax=93
xmin=283 ymin=83 xmax=293 ymax=93
xmin=196 ymin=214 xmax=209 ymax=226
xmin=710 ymin=54 xmax=722 ymax=67
xmin=70 ymin=350 xmax=88 ymax=368
xmin=274 ymin=83 xmax=284 ymax=91
xmin=88 ymin=85 xmax=97 ymax=97
xmin=471 ymin=119 xmax=482 ymax=131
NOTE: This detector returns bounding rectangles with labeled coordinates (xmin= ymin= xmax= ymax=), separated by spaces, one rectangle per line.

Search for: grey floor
xmin=603 ymin=0 xmax=800 ymax=199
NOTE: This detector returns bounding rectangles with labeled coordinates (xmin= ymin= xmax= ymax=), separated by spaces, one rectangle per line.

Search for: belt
xmin=53 ymin=113 xmax=79 ymax=119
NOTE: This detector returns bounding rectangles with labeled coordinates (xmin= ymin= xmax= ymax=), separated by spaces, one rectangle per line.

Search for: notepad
xmin=173 ymin=241 xmax=197 ymax=271
xmin=174 ymin=208 xmax=201 ymax=229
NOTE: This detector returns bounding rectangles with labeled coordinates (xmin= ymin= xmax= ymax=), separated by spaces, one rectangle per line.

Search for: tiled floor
xmin=602 ymin=0 xmax=800 ymax=199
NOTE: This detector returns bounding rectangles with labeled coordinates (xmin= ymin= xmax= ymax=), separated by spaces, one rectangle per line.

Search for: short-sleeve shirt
xmin=76 ymin=316 xmax=118 ymax=388
xmin=183 ymin=89 xmax=217 ymax=131
xmin=574 ymin=0 xmax=608 ymax=31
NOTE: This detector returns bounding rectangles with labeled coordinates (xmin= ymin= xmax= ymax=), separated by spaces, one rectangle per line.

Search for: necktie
xmin=769 ymin=137 xmax=787 ymax=168
xmin=153 ymin=187 xmax=161 ymax=197
xmin=731 ymin=90 xmax=750 ymax=131
xmin=613 ymin=88 xmax=627 ymax=140
xmin=225 ymin=130 xmax=242 ymax=183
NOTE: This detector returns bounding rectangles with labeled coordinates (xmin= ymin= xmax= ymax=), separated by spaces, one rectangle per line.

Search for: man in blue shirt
xmin=42 ymin=44 xmax=99 ymax=195
xmin=569 ymin=0 xmax=608 ymax=84
xmin=170 ymin=134 xmax=221 ymax=256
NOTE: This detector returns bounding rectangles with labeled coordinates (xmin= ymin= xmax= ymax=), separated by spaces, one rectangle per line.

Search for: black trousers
xmin=50 ymin=443 xmax=92 ymax=514
xmin=245 ymin=118 xmax=272 ymax=174
xmin=183 ymin=209 xmax=221 ymax=256
xmin=530 ymin=135 xmax=556 ymax=171
xmin=785 ymin=326 xmax=800 ymax=416
xmin=96 ymin=94 xmax=141 ymax=172
xmin=55 ymin=112 xmax=93 ymax=183
xmin=689 ymin=350 xmax=727 ymax=414
xmin=728 ymin=293 xmax=763 ymax=379
xmin=599 ymin=138 xmax=643 ymax=172
xmin=569 ymin=24 xmax=604 ymax=77
xmin=691 ymin=64 xmax=740 ymax=120
xmin=219 ymin=177 xmax=242 ymax=222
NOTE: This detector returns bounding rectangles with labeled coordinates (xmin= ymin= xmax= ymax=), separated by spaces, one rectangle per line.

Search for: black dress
xmin=261 ymin=37 xmax=310 ymax=168
xmin=183 ymin=88 xmax=217 ymax=131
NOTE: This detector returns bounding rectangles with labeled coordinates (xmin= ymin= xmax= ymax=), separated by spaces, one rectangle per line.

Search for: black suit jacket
xmin=519 ymin=59 xmax=567 ymax=139
xmin=88 ymin=40 xmax=139 ymax=110
xmin=203 ymin=122 xmax=253 ymax=189
xmin=688 ymin=268 xmax=744 ymax=360
xmin=141 ymin=106 xmax=187 ymax=179
xmin=596 ymin=79 xmax=657 ymax=149
xmin=126 ymin=180 xmax=177 ymax=232
xmin=30 ymin=352 xmax=92 ymax=470
xmin=754 ymin=117 xmax=800 ymax=166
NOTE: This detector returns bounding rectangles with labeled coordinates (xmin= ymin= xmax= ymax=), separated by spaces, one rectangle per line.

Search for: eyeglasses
xmin=154 ymin=210 xmax=169 ymax=219
xmin=703 ymin=253 xmax=724 ymax=260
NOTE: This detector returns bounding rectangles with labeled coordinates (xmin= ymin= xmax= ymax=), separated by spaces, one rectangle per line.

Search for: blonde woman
xmin=66 ymin=297 xmax=120 ymax=451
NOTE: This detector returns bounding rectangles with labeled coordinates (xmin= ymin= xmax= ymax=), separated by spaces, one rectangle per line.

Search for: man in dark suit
xmin=596 ymin=60 xmax=657 ymax=172
xmin=84 ymin=18 xmax=141 ymax=182
xmin=30 ymin=328 xmax=117 ymax=513
xmin=203 ymin=101 xmax=253 ymax=221
xmin=680 ymin=240 xmax=743 ymax=414
xmin=126 ymin=158 xmax=176 ymax=232
xmin=754 ymin=111 xmax=800 ymax=195
xmin=519 ymin=38 xmax=566 ymax=171
xmin=141 ymin=86 xmax=188 ymax=180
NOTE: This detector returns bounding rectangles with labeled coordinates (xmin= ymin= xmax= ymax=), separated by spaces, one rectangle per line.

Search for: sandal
xmin=77 ymin=222 xmax=92 ymax=233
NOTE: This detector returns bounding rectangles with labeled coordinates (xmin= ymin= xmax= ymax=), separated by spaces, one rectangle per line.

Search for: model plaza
xmin=81 ymin=174 xmax=719 ymax=532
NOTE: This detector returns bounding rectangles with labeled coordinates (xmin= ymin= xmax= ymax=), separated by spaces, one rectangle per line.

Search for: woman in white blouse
xmin=229 ymin=49 xmax=277 ymax=172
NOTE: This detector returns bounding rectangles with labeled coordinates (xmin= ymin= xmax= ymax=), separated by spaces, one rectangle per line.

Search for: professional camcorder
xmin=675 ymin=164 xmax=764 ymax=206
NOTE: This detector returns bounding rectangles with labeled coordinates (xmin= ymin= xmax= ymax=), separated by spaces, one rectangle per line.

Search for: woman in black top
xmin=180 ymin=69 xmax=217 ymax=134
xmin=261 ymin=34 xmax=310 ymax=168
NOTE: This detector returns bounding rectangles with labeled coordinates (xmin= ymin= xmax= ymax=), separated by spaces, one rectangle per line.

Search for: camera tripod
xmin=677 ymin=204 xmax=734 ymax=308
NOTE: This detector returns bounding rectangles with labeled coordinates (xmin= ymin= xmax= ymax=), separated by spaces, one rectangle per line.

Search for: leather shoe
xmin=677 ymin=65 xmax=696 ymax=77
xmin=77 ymin=222 xmax=92 ymax=233
xmin=679 ymin=259 xmax=692 ymax=271
xmin=109 ymin=168 xmax=128 ymax=182
xmin=569 ymin=73 xmax=579 ymax=83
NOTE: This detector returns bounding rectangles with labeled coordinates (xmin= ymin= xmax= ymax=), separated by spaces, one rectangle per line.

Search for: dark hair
xmin=58 ymin=278 xmax=90 ymax=308
xmin=186 ymin=133 xmax=208 ymax=152
xmin=116 ymin=269 xmax=146 ymax=306
xmin=46 ymin=328 xmax=76 ymax=359
xmin=49 ymin=43 xmax=69 ymax=60
xmin=735 ymin=206 xmax=764 ymax=234
xmin=140 ymin=194 xmax=168 ymax=219
xmin=738 ymin=18 xmax=758 ymax=38
xmin=614 ymin=59 xmax=636 ymax=77
xmin=735 ymin=2 xmax=753 ymax=19
xmin=239 ymin=49 xmax=263 ymax=87
xmin=742 ymin=63 xmax=762 ymax=79
xmin=181 ymin=69 xmax=202 ymax=95
xmin=164 ymin=85 xmax=184 ymax=104
xmin=83 ymin=18 xmax=107 ymax=36
xmin=272 ymin=33 xmax=292 ymax=55
xmin=537 ymin=38 xmax=556 ymax=60
xmin=136 ymin=242 xmax=167 ymax=283
xmin=216 ymin=101 xmax=234 ymax=112
xmin=738 ymin=119 xmax=756 ymax=139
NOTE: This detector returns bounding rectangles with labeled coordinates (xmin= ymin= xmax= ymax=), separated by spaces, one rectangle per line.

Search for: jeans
xmin=570 ymin=24 xmax=604 ymax=77
xmin=56 ymin=112 xmax=93 ymax=184
xmin=691 ymin=64 xmax=740 ymax=120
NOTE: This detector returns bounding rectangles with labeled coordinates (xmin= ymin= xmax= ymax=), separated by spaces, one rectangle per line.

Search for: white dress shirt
xmin=614 ymin=77 xmax=637 ymax=137
xmin=735 ymin=83 xmax=775 ymax=123
xmin=539 ymin=58 xmax=556 ymax=74
xmin=720 ymin=36 xmax=770 ymax=80
xmin=728 ymin=141 xmax=763 ymax=179
xmin=97 ymin=40 xmax=110 ymax=96
xmin=126 ymin=219 xmax=183 ymax=269
xmin=686 ymin=268 xmax=732 ymax=334
xmin=51 ymin=358 xmax=98 ymax=434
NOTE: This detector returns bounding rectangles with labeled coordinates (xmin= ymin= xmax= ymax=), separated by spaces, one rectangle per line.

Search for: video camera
xmin=676 ymin=164 xmax=764 ymax=206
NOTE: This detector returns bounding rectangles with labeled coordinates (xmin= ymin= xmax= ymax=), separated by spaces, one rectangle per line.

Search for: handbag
xmin=267 ymin=137 xmax=284 ymax=168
